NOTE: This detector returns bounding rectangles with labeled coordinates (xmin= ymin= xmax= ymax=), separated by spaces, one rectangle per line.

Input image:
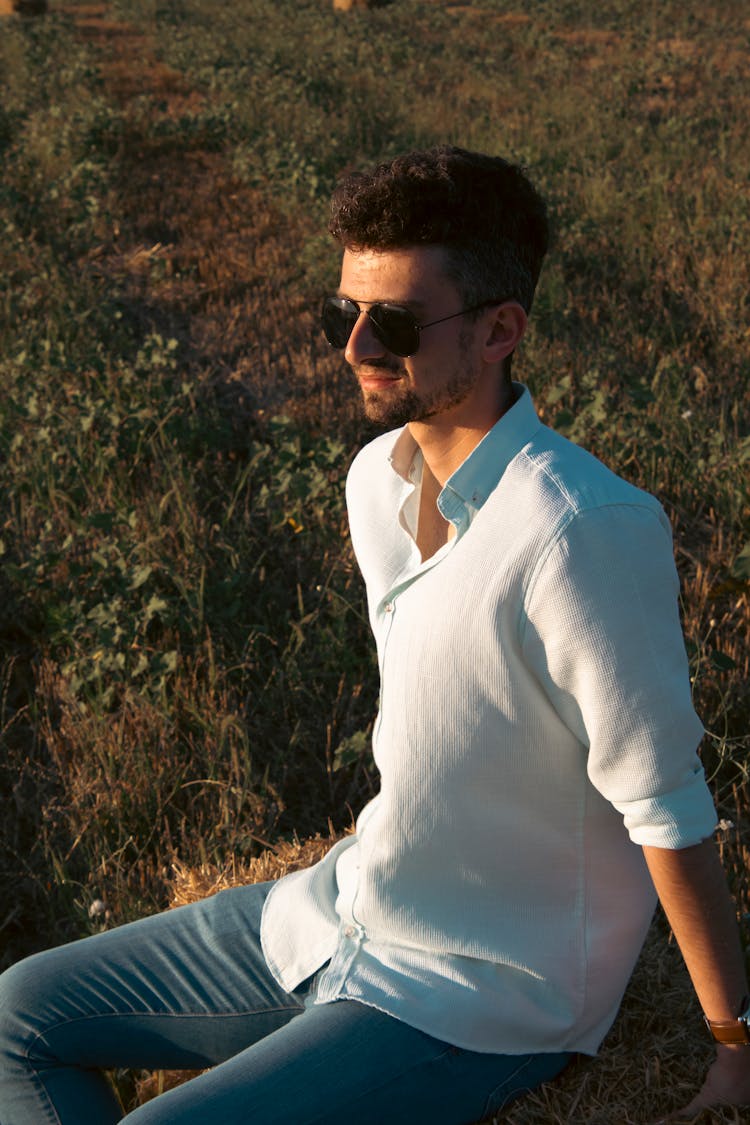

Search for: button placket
xmin=342 ymin=922 xmax=363 ymax=943
xmin=313 ymin=920 xmax=364 ymax=1001
xmin=374 ymin=596 xmax=396 ymax=746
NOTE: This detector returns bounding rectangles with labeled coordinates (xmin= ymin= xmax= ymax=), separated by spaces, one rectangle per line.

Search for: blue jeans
xmin=0 ymin=882 xmax=570 ymax=1124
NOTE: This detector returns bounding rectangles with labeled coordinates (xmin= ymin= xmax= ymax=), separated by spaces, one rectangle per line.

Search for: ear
xmin=481 ymin=302 xmax=528 ymax=364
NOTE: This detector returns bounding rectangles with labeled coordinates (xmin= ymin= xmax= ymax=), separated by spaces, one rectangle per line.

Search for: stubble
xmin=356 ymin=330 xmax=479 ymax=429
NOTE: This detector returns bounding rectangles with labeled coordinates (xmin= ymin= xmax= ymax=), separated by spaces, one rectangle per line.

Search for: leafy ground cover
xmin=0 ymin=0 xmax=748 ymax=1119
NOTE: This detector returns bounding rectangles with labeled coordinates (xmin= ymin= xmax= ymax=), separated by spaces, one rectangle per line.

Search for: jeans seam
xmin=24 ymin=1004 xmax=305 ymax=1062
xmin=480 ymin=1054 xmax=536 ymax=1117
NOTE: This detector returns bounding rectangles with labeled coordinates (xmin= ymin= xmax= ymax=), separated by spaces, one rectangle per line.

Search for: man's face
xmin=338 ymin=246 xmax=489 ymax=430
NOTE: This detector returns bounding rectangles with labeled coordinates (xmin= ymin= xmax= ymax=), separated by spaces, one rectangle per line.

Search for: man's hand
xmin=652 ymin=1046 xmax=750 ymax=1122
xmin=641 ymin=841 xmax=750 ymax=1123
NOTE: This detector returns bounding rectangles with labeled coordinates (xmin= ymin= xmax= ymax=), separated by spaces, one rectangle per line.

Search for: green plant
xmin=0 ymin=0 xmax=747 ymax=972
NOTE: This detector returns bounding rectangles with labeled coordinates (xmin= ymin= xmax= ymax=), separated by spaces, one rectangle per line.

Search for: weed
xmin=0 ymin=0 xmax=747 ymax=975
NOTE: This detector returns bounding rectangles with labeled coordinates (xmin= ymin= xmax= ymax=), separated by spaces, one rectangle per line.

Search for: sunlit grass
xmin=0 ymin=0 xmax=747 ymax=989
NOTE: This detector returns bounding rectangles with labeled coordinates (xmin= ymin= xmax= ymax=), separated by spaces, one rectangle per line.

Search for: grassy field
xmin=0 ymin=0 xmax=748 ymax=1119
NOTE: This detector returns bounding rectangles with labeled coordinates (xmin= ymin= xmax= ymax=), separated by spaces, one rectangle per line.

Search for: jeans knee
xmin=0 ymin=952 xmax=61 ymax=1063
xmin=0 ymin=958 xmax=33 ymax=1057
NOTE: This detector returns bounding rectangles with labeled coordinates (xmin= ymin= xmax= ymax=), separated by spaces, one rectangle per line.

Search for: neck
xmin=409 ymin=378 xmax=515 ymax=486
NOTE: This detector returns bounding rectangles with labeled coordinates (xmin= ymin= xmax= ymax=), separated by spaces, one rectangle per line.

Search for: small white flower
xmin=88 ymin=898 xmax=107 ymax=919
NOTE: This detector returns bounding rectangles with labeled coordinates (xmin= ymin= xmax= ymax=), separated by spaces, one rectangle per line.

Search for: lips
xmin=356 ymin=364 xmax=402 ymax=391
xmin=359 ymin=374 xmax=400 ymax=391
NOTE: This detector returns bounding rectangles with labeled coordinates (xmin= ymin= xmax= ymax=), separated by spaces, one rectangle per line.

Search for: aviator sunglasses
xmin=321 ymin=295 xmax=505 ymax=358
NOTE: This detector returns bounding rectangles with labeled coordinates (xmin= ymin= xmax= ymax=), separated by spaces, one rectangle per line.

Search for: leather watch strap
xmin=706 ymin=996 xmax=750 ymax=1045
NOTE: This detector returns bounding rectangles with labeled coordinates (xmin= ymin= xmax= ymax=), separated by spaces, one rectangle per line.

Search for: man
xmin=0 ymin=147 xmax=747 ymax=1123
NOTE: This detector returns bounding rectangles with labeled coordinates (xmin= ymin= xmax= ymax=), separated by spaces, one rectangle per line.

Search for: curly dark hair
xmin=328 ymin=146 xmax=549 ymax=314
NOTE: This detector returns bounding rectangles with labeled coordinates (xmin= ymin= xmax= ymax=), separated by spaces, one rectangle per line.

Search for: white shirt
xmin=261 ymin=385 xmax=716 ymax=1055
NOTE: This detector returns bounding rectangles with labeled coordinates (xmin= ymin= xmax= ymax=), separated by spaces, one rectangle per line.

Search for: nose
xmin=344 ymin=310 xmax=387 ymax=366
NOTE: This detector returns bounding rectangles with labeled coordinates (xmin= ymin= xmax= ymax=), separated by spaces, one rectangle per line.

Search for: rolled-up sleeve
xmin=522 ymin=502 xmax=717 ymax=848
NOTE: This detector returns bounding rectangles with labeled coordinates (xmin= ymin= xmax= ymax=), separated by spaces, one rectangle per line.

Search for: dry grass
xmin=1 ymin=1 xmax=748 ymax=1119
xmin=0 ymin=0 xmax=48 ymax=15
xmin=167 ymin=828 xmax=346 ymax=909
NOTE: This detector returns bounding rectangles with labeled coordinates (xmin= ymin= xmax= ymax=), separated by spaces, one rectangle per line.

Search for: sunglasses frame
xmin=321 ymin=295 xmax=506 ymax=358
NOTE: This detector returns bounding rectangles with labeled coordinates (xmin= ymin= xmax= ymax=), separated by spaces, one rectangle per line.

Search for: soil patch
xmin=58 ymin=0 xmax=312 ymax=418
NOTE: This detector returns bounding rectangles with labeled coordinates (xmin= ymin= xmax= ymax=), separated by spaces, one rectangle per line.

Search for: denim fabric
xmin=0 ymin=881 xmax=569 ymax=1124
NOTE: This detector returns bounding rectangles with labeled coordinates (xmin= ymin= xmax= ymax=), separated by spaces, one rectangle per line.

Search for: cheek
xmin=417 ymin=335 xmax=472 ymax=377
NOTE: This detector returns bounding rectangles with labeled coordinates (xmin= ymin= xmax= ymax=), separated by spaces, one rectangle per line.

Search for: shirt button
xmin=343 ymin=925 xmax=356 ymax=938
xmin=383 ymin=602 xmax=393 ymax=614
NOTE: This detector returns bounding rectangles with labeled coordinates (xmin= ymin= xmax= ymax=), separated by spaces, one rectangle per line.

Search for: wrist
xmin=706 ymin=996 xmax=750 ymax=1046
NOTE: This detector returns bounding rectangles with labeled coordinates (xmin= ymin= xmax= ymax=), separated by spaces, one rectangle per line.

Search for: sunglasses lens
xmin=368 ymin=305 xmax=419 ymax=357
xmin=321 ymin=298 xmax=359 ymax=350
xmin=321 ymin=298 xmax=420 ymax=357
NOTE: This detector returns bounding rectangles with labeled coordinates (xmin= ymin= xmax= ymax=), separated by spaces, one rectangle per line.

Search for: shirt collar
xmin=387 ymin=384 xmax=543 ymax=514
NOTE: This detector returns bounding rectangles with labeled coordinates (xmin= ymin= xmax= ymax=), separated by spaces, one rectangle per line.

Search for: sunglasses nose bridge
xmin=344 ymin=305 xmax=389 ymax=363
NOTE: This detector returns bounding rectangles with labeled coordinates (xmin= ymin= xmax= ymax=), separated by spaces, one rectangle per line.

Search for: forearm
xmin=643 ymin=837 xmax=747 ymax=1023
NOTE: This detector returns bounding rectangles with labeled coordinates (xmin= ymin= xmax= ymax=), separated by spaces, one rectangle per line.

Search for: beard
xmin=360 ymin=383 xmax=427 ymax=429
xmin=355 ymin=333 xmax=479 ymax=429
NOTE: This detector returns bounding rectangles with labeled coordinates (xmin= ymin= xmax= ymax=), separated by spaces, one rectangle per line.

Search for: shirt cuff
xmin=613 ymin=765 xmax=718 ymax=848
